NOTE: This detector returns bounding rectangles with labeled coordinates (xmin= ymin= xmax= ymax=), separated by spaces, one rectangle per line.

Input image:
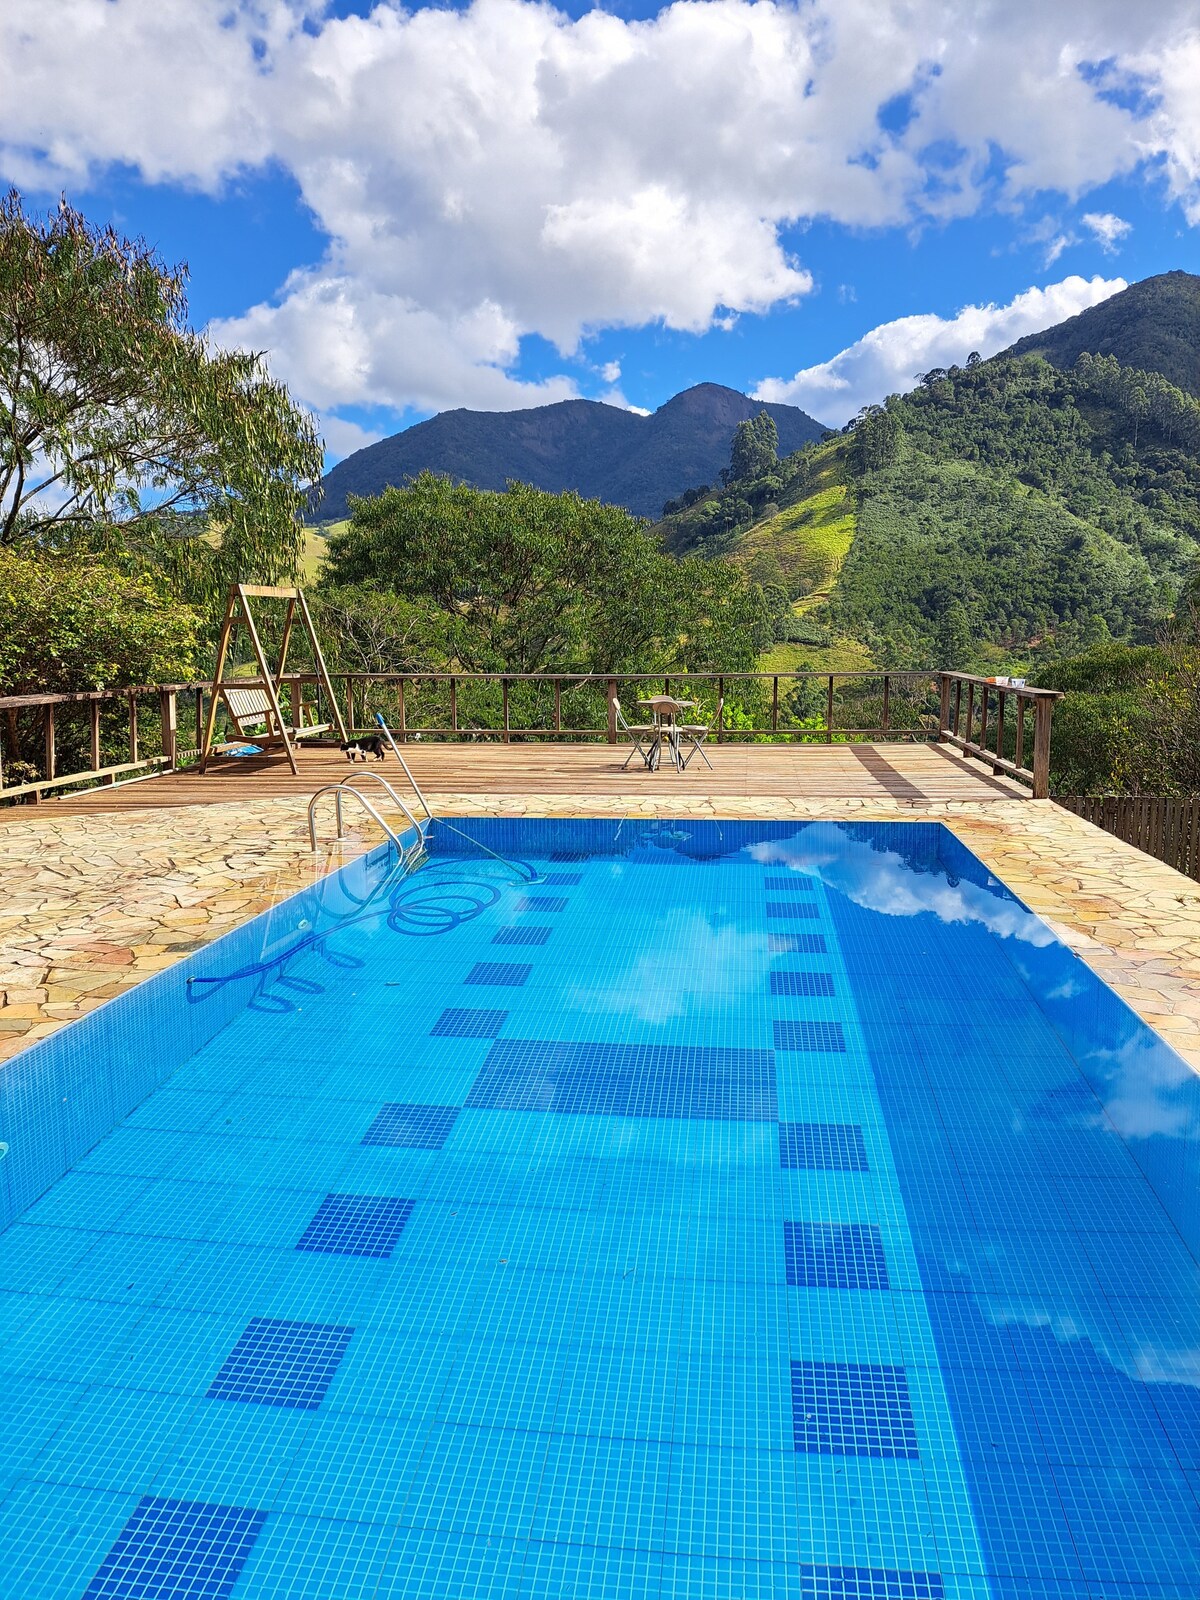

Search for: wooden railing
xmin=937 ymin=673 xmax=1061 ymax=798
xmin=314 ymin=670 xmax=944 ymax=746
xmin=1058 ymin=795 xmax=1200 ymax=881
xmin=1 ymin=668 xmax=1061 ymax=802
xmin=0 ymin=683 xmax=207 ymax=803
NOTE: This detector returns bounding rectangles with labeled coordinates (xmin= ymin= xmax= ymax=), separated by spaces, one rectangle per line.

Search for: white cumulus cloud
xmin=1081 ymin=211 xmax=1133 ymax=250
xmin=754 ymin=274 xmax=1127 ymax=426
xmin=0 ymin=0 xmax=1195 ymax=423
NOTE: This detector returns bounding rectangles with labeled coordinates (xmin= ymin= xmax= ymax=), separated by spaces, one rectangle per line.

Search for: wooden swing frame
xmin=198 ymin=584 xmax=348 ymax=775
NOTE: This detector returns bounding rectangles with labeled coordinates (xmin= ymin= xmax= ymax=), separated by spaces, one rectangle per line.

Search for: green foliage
xmin=726 ymin=411 xmax=778 ymax=484
xmin=310 ymin=584 xmax=446 ymax=676
xmin=1002 ymin=270 xmax=1200 ymax=398
xmin=322 ymin=473 xmax=772 ymax=675
xmin=0 ymin=549 xmax=198 ymax=696
xmin=0 ymin=190 xmax=322 ymax=605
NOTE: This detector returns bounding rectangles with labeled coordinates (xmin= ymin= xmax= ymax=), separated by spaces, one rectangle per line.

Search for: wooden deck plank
xmin=30 ymin=739 xmax=1029 ymax=815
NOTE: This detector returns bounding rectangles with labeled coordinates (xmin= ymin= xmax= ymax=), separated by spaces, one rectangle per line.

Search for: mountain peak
xmin=315 ymin=385 xmax=827 ymax=522
xmin=1000 ymin=270 xmax=1200 ymax=396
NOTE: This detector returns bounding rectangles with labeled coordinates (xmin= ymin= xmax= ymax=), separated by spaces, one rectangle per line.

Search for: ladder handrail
xmin=308 ymin=783 xmax=403 ymax=853
xmin=374 ymin=712 xmax=434 ymax=822
xmin=337 ymin=769 xmax=426 ymax=840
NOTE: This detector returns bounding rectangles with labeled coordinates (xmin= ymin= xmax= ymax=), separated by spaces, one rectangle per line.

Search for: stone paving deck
xmin=3 ymin=784 xmax=1199 ymax=1075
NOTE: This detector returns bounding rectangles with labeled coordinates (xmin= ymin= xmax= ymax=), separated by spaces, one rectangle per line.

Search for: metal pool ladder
xmin=308 ymin=760 xmax=432 ymax=867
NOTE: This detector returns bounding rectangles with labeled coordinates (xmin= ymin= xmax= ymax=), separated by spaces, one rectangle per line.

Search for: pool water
xmin=2 ymin=818 xmax=1198 ymax=1599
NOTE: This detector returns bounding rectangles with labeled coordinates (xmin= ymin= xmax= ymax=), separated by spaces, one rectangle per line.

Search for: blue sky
xmin=3 ymin=0 xmax=1198 ymax=460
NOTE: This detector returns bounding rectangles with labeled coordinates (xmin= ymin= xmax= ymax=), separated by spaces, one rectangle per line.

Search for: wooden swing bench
xmin=199 ymin=583 xmax=347 ymax=776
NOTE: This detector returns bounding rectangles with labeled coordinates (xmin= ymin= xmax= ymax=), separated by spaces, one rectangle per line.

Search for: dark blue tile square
xmin=766 ymin=902 xmax=821 ymax=920
xmin=464 ymin=963 xmax=532 ymax=988
xmin=515 ymin=896 xmax=567 ymax=913
xmin=361 ymin=1103 xmax=460 ymax=1149
xmin=792 ymin=1361 xmax=918 ymax=1458
xmin=430 ymin=1007 xmax=508 ymax=1038
xmin=781 ymin=1123 xmax=868 ymax=1171
xmin=771 ymin=934 xmax=828 ymax=954
xmin=771 ymin=971 xmax=836 ymax=997
xmin=774 ymin=1020 xmax=846 ymax=1053
xmin=785 ymin=1222 xmax=890 ymax=1290
xmin=83 ymin=1495 xmax=267 ymax=1599
xmin=207 ymin=1317 xmax=354 ymax=1410
xmin=492 ymin=926 xmax=553 ymax=947
xmin=295 ymin=1193 xmax=414 ymax=1259
xmin=765 ymin=875 xmax=815 ymax=891
xmin=466 ymin=1037 xmax=777 ymax=1120
xmin=543 ymin=872 xmax=582 ymax=886
xmin=799 ymin=1567 xmax=943 ymax=1598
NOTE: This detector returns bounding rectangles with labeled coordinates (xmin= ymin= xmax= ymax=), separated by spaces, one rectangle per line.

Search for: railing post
xmin=937 ymin=673 xmax=950 ymax=739
xmin=89 ymin=699 xmax=101 ymax=772
xmin=825 ymin=676 xmax=834 ymax=743
xmin=717 ymin=677 xmax=725 ymax=743
xmin=882 ymin=674 xmax=891 ymax=738
xmin=44 ymin=704 xmax=56 ymax=781
xmin=1015 ymin=697 xmax=1026 ymax=774
xmin=450 ymin=676 xmax=458 ymax=734
xmin=345 ymin=677 xmax=354 ymax=736
xmin=1032 ymin=695 xmax=1054 ymax=798
xmin=502 ymin=678 xmax=511 ymax=743
xmin=195 ymin=688 xmax=203 ymax=752
xmin=771 ymin=675 xmax=779 ymax=733
xmin=397 ymin=679 xmax=407 ymax=744
xmin=554 ymin=679 xmax=562 ymax=734
xmin=159 ymin=689 xmax=178 ymax=769
xmin=606 ymin=679 xmax=618 ymax=744
xmin=127 ymin=694 xmax=138 ymax=764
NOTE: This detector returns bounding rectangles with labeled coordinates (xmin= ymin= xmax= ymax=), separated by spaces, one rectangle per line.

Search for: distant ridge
xmin=313 ymin=383 xmax=828 ymax=521
xmin=1000 ymin=270 xmax=1200 ymax=397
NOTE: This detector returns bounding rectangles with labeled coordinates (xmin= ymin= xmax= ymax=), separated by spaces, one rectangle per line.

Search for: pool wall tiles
xmin=0 ymin=839 xmax=398 ymax=1233
xmin=935 ymin=827 xmax=1200 ymax=1253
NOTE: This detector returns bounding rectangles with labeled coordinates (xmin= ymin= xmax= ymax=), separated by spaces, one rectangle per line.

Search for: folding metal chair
xmin=614 ymin=699 xmax=659 ymax=769
xmin=678 ymin=699 xmax=722 ymax=770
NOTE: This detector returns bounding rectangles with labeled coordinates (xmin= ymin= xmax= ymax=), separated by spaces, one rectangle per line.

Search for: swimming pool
xmin=1 ymin=817 xmax=1198 ymax=1599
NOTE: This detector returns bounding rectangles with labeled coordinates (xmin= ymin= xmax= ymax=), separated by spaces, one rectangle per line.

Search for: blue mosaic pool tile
xmin=543 ymin=872 xmax=583 ymax=886
xmin=798 ymin=1567 xmax=944 ymax=1599
xmin=772 ymin=934 xmax=828 ymax=954
xmin=775 ymin=1020 xmax=847 ymax=1053
xmin=781 ymin=1122 xmax=868 ymax=1171
xmin=464 ymin=962 xmax=532 ymax=988
xmin=785 ymin=1222 xmax=890 ymax=1290
xmin=430 ymin=1007 xmax=509 ymax=1038
xmin=767 ymin=902 xmax=821 ymax=920
xmin=515 ymin=895 xmax=567 ymax=913
xmin=82 ymin=1495 xmax=267 ymax=1600
xmin=360 ymin=1103 xmax=460 ymax=1149
xmin=295 ymin=1193 xmax=415 ymax=1259
xmin=549 ymin=848 xmax=590 ymax=860
xmin=792 ymin=1362 xmax=918 ymax=1458
xmin=771 ymin=970 xmax=836 ymax=997
xmin=466 ymin=1037 xmax=778 ymax=1120
xmin=492 ymin=925 xmax=553 ymax=946
xmin=206 ymin=1317 xmax=354 ymax=1410
xmin=765 ymin=875 xmax=815 ymax=891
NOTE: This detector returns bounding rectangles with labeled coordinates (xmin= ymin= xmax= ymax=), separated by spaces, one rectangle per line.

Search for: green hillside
xmin=1002 ymin=270 xmax=1200 ymax=398
xmin=651 ymin=350 xmax=1200 ymax=670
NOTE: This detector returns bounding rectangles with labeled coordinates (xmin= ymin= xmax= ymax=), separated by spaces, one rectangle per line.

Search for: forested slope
xmin=654 ymin=352 xmax=1200 ymax=669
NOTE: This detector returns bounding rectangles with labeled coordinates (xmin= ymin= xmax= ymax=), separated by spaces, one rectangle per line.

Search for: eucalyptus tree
xmin=0 ymin=189 xmax=322 ymax=604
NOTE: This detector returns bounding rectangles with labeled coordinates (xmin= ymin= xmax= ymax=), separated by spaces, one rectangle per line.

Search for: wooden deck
xmin=41 ymin=740 xmax=1029 ymax=814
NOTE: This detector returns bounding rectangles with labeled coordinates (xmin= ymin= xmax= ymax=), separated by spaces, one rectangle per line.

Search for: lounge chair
xmin=678 ymin=699 xmax=722 ymax=770
xmin=614 ymin=698 xmax=659 ymax=770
